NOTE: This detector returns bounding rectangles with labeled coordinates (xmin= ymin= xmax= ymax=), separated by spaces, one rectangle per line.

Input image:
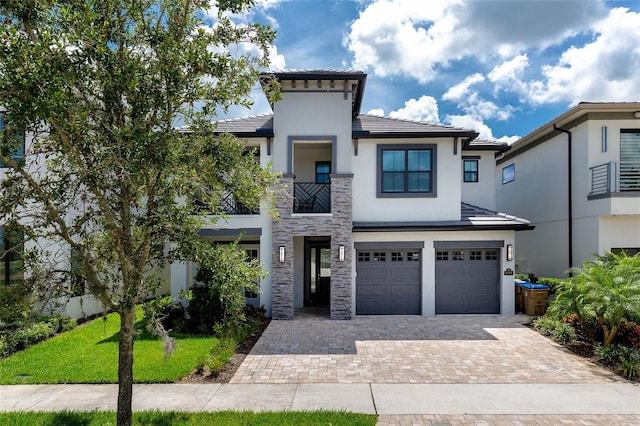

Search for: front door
xmin=305 ymin=238 xmax=331 ymax=306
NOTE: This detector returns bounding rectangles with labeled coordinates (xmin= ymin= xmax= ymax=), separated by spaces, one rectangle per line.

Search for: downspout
xmin=553 ymin=124 xmax=573 ymax=276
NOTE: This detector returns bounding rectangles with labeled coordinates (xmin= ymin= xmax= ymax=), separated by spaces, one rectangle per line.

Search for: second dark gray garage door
xmin=435 ymin=247 xmax=500 ymax=314
xmin=356 ymin=249 xmax=421 ymax=315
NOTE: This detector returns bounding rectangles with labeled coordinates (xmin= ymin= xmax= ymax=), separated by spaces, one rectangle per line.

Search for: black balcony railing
xmin=194 ymin=193 xmax=259 ymax=215
xmin=293 ymin=182 xmax=330 ymax=213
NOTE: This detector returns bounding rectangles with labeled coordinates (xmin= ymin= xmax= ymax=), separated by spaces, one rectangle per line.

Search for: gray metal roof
xmin=203 ymin=113 xmax=479 ymax=140
xmin=463 ymin=138 xmax=510 ymax=152
xmin=353 ymin=203 xmax=533 ymax=232
xmin=212 ymin=114 xmax=274 ymax=137
xmin=354 ymin=114 xmax=478 ymax=139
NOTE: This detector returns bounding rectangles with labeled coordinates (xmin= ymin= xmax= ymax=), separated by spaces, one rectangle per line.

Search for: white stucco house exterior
xmin=3 ymin=70 xmax=535 ymax=319
xmin=168 ymin=70 xmax=533 ymax=319
xmin=496 ymin=102 xmax=640 ymax=278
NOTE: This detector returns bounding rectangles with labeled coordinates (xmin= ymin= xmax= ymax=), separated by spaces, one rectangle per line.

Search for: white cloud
xmin=268 ymin=45 xmax=286 ymax=71
xmin=487 ymin=54 xmax=529 ymax=87
xmin=523 ymin=7 xmax=640 ymax=105
xmin=367 ymin=108 xmax=385 ymax=117
xmin=347 ymin=0 xmax=606 ymax=83
xmin=389 ymin=96 xmax=440 ymax=123
xmin=462 ymin=94 xmax=512 ymax=121
xmin=446 ymin=114 xmax=518 ymax=143
xmin=443 ymin=73 xmax=485 ymax=102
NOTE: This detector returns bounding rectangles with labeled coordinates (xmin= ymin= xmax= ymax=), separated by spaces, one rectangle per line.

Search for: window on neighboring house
xmin=611 ymin=247 xmax=640 ymax=257
xmin=378 ymin=144 xmax=436 ymax=197
xmin=0 ymin=112 xmax=25 ymax=168
xmin=620 ymin=130 xmax=640 ymax=191
xmin=463 ymin=159 xmax=479 ymax=183
xmin=243 ymin=247 xmax=260 ymax=299
xmin=502 ymin=163 xmax=515 ymax=184
xmin=315 ymin=161 xmax=331 ymax=184
xmin=0 ymin=226 xmax=24 ymax=286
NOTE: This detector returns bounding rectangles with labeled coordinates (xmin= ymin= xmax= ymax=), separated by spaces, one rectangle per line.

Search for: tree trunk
xmin=116 ymin=307 xmax=136 ymax=426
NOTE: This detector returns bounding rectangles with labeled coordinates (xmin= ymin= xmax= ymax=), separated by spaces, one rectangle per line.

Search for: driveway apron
xmin=230 ymin=315 xmax=621 ymax=384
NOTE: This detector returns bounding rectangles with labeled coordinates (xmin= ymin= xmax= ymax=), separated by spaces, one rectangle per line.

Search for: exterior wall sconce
xmin=506 ymin=244 xmax=514 ymax=262
xmin=279 ymin=246 xmax=285 ymax=263
xmin=601 ymin=126 xmax=608 ymax=152
xmin=338 ymin=245 xmax=345 ymax=262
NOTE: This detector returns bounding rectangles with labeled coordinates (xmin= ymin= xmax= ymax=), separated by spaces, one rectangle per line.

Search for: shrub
xmin=532 ymin=316 xmax=576 ymax=344
xmin=0 ymin=283 xmax=35 ymax=324
xmin=615 ymin=322 xmax=640 ymax=349
xmin=547 ymin=251 xmax=640 ymax=346
xmin=10 ymin=321 xmax=56 ymax=351
xmin=189 ymin=241 xmax=265 ymax=335
xmin=0 ymin=335 xmax=9 ymax=357
xmin=200 ymin=338 xmax=237 ymax=376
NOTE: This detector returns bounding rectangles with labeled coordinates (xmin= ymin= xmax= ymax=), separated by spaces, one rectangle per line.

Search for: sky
xmin=207 ymin=0 xmax=640 ymax=143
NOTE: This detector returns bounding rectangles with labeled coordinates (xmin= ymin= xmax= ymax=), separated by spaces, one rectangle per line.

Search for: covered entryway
xmin=355 ymin=243 xmax=423 ymax=315
xmin=435 ymin=241 xmax=501 ymax=314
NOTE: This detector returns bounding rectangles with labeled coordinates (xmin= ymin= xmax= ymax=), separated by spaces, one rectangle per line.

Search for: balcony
xmin=195 ymin=192 xmax=259 ymax=215
xmin=293 ymin=182 xmax=330 ymax=213
xmin=590 ymin=161 xmax=640 ymax=196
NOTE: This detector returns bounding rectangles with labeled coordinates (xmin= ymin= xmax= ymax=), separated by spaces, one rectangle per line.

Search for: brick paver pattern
xmin=230 ymin=315 xmax=621 ymax=384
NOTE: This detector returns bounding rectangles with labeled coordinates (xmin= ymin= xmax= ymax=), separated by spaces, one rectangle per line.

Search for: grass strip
xmin=0 ymin=410 xmax=378 ymax=425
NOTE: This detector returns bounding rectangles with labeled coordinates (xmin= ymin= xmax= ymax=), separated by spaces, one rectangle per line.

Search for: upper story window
xmin=463 ymin=158 xmax=479 ymax=183
xmin=377 ymin=144 xmax=436 ymax=197
xmin=502 ymin=163 xmax=515 ymax=184
xmin=315 ymin=161 xmax=331 ymax=184
xmin=0 ymin=112 xmax=25 ymax=167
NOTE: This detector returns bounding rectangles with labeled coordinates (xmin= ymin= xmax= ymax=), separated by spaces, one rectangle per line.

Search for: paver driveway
xmin=230 ymin=315 xmax=621 ymax=384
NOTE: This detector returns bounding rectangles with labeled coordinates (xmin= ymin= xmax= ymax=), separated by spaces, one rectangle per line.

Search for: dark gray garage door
xmin=435 ymin=248 xmax=500 ymax=314
xmin=356 ymin=249 xmax=421 ymax=315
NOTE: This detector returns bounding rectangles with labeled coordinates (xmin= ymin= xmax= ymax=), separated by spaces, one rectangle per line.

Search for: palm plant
xmin=549 ymin=252 xmax=640 ymax=346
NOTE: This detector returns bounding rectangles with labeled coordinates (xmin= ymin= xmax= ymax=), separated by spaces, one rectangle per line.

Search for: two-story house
xmin=496 ymin=102 xmax=640 ymax=278
xmin=168 ymin=70 xmax=533 ymax=319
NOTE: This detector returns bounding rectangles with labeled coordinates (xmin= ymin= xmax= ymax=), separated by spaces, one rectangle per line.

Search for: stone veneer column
xmin=271 ymin=174 xmax=354 ymax=320
xmin=271 ymin=175 xmax=295 ymax=319
xmin=329 ymin=174 xmax=353 ymax=320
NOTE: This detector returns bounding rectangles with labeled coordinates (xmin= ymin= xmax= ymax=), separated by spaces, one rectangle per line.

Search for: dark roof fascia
xmin=462 ymin=144 xmax=511 ymax=153
xmin=261 ymin=71 xmax=367 ymax=116
xmin=214 ymin=130 xmax=274 ymax=138
xmin=352 ymin=222 xmax=535 ymax=232
xmin=497 ymin=114 xmax=589 ymax=165
xmin=498 ymin=106 xmax=640 ymax=165
xmin=352 ymin=131 xmax=478 ymax=139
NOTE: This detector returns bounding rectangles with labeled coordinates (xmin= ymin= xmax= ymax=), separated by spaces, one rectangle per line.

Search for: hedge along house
xmin=169 ymin=70 xmax=534 ymax=319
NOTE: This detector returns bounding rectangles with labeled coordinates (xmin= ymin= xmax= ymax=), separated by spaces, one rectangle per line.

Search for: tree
xmin=0 ymin=1 xmax=280 ymax=424
xmin=549 ymin=252 xmax=640 ymax=347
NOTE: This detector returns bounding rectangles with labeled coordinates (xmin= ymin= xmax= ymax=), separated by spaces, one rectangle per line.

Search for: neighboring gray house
xmin=496 ymin=102 xmax=640 ymax=278
xmin=168 ymin=70 xmax=533 ymax=319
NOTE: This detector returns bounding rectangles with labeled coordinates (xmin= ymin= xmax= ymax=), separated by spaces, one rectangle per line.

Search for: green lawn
xmin=0 ymin=310 xmax=217 ymax=384
xmin=0 ymin=411 xmax=378 ymax=426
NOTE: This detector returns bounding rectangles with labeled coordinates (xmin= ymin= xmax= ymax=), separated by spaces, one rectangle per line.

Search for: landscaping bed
xmin=179 ymin=317 xmax=270 ymax=383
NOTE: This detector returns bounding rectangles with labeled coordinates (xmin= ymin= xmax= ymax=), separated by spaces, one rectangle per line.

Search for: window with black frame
xmin=463 ymin=158 xmax=478 ymax=182
xmin=0 ymin=226 xmax=24 ymax=286
xmin=378 ymin=144 xmax=435 ymax=196
xmin=315 ymin=161 xmax=331 ymax=184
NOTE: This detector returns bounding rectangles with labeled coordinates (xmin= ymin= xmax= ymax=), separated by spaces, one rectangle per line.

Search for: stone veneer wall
xmin=271 ymin=174 xmax=353 ymax=320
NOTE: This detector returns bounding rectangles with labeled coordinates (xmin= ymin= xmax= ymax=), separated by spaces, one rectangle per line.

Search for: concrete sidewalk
xmin=2 ymin=382 xmax=639 ymax=416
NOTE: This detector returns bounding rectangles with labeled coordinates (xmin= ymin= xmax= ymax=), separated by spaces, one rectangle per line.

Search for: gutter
xmin=553 ymin=124 xmax=573 ymax=276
